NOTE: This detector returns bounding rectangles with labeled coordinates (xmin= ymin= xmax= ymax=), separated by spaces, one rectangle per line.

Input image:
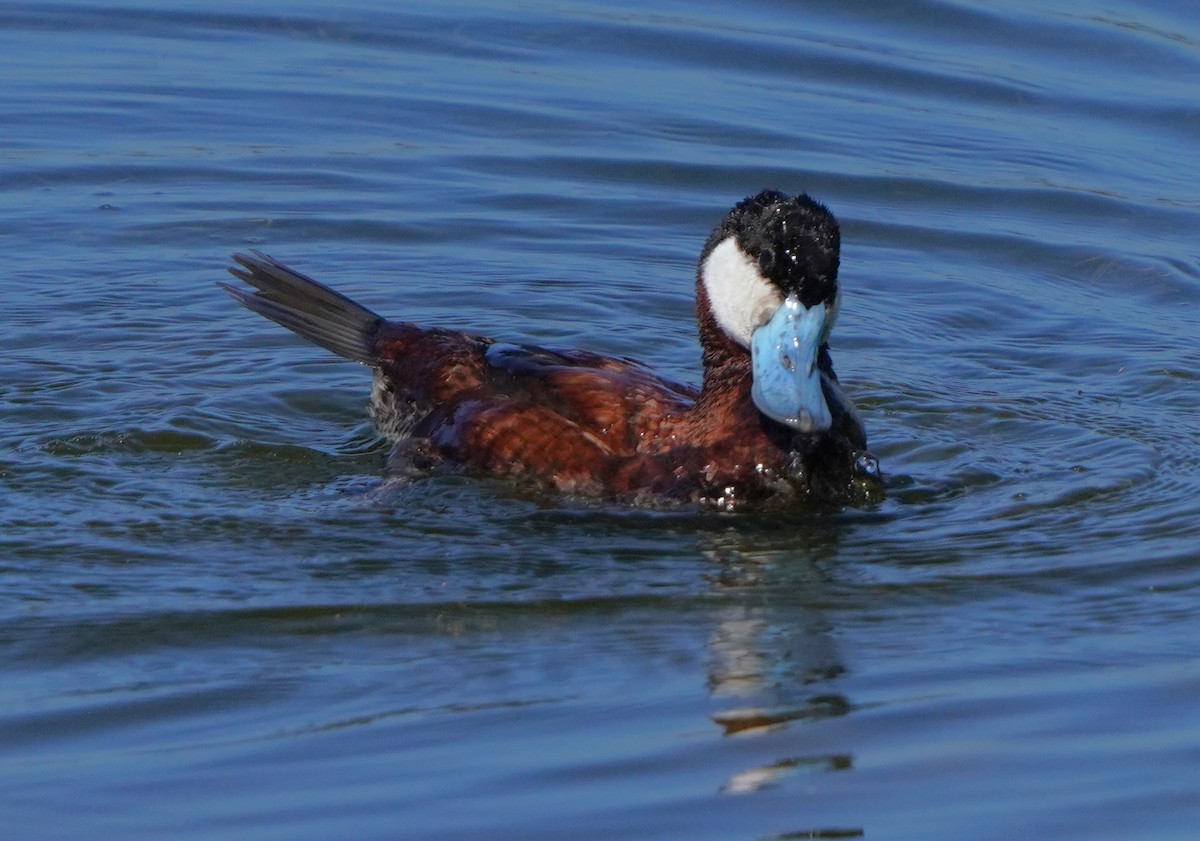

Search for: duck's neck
xmin=693 ymin=276 xmax=748 ymax=388
xmin=676 ymin=281 xmax=761 ymax=442
xmin=697 ymin=349 xmax=752 ymax=406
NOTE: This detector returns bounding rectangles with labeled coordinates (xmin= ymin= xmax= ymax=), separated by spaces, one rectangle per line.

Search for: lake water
xmin=2 ymin=1 xmax=1198 ymax=838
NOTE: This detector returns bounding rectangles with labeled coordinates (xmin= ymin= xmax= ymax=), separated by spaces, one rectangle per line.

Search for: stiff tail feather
xmin=220 ymin=251 xmax=384 ymax=365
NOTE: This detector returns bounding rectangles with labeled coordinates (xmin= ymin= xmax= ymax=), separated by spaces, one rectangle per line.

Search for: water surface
xmin=2 ymin=1 xmax=1198 ymax=839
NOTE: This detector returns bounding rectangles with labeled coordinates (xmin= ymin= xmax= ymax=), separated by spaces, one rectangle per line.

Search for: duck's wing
xmin=370 ymin=329 xmax=695 ymax=451
xmin=482 ymin=342 xmax=695 ymax=398
xmin=221 ymin=251 xmax=384 ymax=365
xmin=482 ymin=342 xmax=696 ymax=443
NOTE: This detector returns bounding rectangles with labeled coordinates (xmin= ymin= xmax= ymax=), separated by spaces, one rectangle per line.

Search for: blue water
xmin=2 ymin=1 xmax=1199 ymax=839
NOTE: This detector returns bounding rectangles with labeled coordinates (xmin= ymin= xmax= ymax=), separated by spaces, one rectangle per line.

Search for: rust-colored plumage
xmin=221 ymin=192 xmax=883 ymax=509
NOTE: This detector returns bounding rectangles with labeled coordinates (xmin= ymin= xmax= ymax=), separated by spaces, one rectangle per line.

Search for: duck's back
xmin=369 ymin=323 xmax=698 ymax=490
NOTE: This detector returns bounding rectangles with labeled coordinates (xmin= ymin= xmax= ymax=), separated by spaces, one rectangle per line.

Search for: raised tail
xmin=220 ymin=251 xmax=384 ymax=365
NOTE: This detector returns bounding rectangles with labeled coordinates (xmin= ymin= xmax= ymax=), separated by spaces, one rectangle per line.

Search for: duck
xmin=220 ymin=190 xmax=883 ymax=510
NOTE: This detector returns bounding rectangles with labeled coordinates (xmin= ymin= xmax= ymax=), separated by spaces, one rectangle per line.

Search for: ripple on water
xmin=2 ymin=2 xmax=1200 ymax=839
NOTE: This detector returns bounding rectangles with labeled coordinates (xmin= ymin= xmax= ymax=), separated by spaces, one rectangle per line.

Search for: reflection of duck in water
xmin=222 ymin=191 xmax=882 ymax=509
xmin=703 ymin=538 xmax=856 ymax=800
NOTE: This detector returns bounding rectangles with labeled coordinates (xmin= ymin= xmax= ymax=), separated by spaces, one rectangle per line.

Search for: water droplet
xmin=854 ymin=452 xmax=880 ymax=477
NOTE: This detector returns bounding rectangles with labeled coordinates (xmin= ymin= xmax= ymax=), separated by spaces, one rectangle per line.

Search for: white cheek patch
xmin=701 ymin=237 xmax=782 ymax=348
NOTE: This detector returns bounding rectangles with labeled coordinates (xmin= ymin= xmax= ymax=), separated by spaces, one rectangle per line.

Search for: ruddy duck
xmin=221 ymin=190 xmax=882 ymax=509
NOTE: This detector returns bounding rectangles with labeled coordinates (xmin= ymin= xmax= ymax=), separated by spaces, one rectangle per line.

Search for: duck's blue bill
xmin=750 ymin=295 xmax=832 ymax=433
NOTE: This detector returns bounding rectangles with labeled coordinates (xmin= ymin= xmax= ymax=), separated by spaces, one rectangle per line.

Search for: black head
xmin=699 ymin=190 xmax=843 ymax=354
xmin=702 ymin=190 xmax=841 ymax=311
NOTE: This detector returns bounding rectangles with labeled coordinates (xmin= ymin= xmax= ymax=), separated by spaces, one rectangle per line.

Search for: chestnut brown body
xmin=222 ymin=192 xmax=883 ymax=509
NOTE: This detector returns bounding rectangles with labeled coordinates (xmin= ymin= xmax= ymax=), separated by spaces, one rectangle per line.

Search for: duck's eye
xmin=757 ymin=248 xmax=776 ymax=274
